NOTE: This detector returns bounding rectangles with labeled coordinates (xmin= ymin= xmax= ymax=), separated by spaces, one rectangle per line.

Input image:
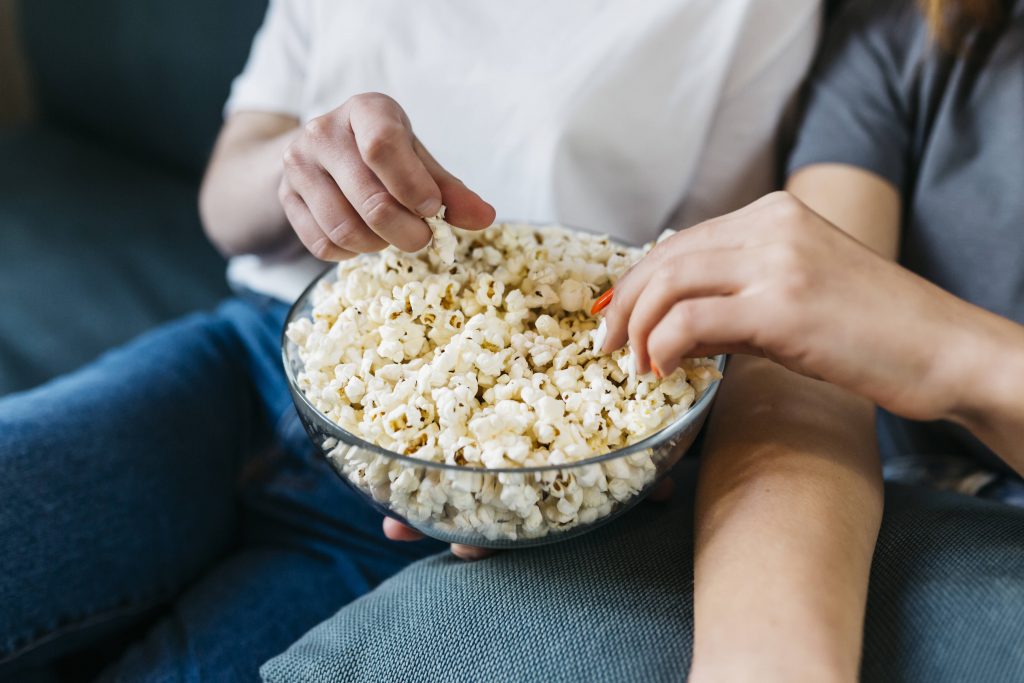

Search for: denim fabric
xmin=882 ymin=450 xmax=1024 ymax=508
xmin=878 ymin=414 xmax=1024 ymax=509
xmin=262 ymin=464 xmax=1024 ymax=683
xmin=0 ymin=297 xmax=444 ymax=681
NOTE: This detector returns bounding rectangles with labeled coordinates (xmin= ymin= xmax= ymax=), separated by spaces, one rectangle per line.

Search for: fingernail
xmin=417 ymin=197 xmax=442 ymax=217
xmin=652 ymin=361 xmax=663 ymax=380
xmin=590 ymin=288 xmax=614 ymax=316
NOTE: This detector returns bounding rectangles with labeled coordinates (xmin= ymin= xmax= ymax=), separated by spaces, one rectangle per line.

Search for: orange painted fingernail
xmin=590 ymin=288 xmax=614 ymax=315
xmin=652 ymin=362 xmax=663 ymax=380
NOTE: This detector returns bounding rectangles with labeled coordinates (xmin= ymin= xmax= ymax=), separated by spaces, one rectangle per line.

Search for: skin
xmin=602 ymin=181 xmax=1024 ymax=470
xmin=683 ymin=166 xmax=900 ymax=681
xmin=603 ymin=165 xmax=1024 ymax=680
xmin=202 ymin=96 xmax=494 ymax=561
xmin=202 ymin=95 xmax=1024 ymax=676
xmin=199 ymin=97 xmax=754 ymax=569
xmin=201 ymin=93 xmax=495 ymax=259
xmin=200 ymin=111 xmax=299 ymax=256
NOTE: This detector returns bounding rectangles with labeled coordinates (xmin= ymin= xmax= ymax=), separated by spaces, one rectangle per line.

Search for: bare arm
xmin=789 ymin=166 xmax=1024 ymax=469
xmin=200 ymin=95 xmax=495 ymax=260
xmin=691 ymin=358 xmax=882 ymax=682
xmin=601 ymin=167 xmax=1023 ymax=683
xmin=686 ymin=166 xmax=898 ymax=681
xmin=200 ymin=111 xmax=301 ymax=256
xmin=952 ymin=322 xmax=1024 ymax=470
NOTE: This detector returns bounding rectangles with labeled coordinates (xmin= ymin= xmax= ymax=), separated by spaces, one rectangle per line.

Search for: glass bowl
xmin=283 ymin=252 xmax=725 ymax=549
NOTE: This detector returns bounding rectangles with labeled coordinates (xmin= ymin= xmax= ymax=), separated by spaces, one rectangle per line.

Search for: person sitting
xmin=0 ymin=1 xmax=821 ymax=678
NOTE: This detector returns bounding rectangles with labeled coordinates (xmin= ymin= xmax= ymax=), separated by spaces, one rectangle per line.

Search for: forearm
xmin=690 ymin=356 xmax=883 ymax=682
xmin=199 ymin=114 xmax=299 ymax=256
xmin=945 ymin=307 xmax=1024 ymax=472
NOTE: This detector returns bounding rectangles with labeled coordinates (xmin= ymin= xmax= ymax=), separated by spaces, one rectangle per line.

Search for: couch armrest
xmin=0 ymin=0 xmax=34 ymax=127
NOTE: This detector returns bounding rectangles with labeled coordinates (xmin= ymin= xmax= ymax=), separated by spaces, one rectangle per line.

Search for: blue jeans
xmin=0 ymin=296 xmax=444 ymax=681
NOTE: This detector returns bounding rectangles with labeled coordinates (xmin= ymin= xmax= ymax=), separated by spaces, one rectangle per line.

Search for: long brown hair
xmin=919 ymin=0 xmax=1003 ymax=47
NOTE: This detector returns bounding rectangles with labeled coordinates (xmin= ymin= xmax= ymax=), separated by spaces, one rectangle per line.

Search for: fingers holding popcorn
xmin=281 ymin=93 xmax=494 ymax=260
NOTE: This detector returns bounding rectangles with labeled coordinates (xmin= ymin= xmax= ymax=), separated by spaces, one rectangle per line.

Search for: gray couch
xmin=4 ymin=2 xmax=1023 ymax=682
xmin=0 ymin=0 xmax=267 ymax=395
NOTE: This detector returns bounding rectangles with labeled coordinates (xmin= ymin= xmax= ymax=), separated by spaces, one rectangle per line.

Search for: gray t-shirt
xmin=788 ymin=0 xmax=1023 ymax=470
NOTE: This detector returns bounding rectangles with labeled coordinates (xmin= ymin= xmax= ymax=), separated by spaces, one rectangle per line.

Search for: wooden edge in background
xmin=0 ymin=0 xmax=34 ymax=126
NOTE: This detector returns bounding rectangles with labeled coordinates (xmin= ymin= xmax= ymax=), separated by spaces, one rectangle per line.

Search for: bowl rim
xmin=281 ymin=221 xmax=726 ymax=474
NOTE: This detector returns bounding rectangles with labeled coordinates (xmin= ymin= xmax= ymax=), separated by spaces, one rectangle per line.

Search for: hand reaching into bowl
xmin=598 ymin=191 xmax=1024 ymax=464
xmin=279 ymin=93 xmax=495 ymax=260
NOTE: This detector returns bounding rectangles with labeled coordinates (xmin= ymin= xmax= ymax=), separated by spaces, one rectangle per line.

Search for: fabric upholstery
xmin=263 ymin=460 xmax=699 ymax=683
xmin=862 ymin=483 xmax=1024 ymax=681
xmin=0 ymin=125 xmax=228 ymax=394
xmin=17 ymin=0 xmax=268 ymax=174
xmin=261 ymin=463 xmax=1024 ymax=683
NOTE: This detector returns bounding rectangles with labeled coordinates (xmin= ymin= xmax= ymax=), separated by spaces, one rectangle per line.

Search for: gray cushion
xmin=0 ymin=125 xmax=228 ymax=394
xmin=261 ymin=461 xmax=701 ymax=683
xmin=18 ymin=0 xmax=268 ymax=174
xmin=261 ymin=461 xmax=1024 ymax=683
xmin=862 ymin=484 xmax=1024 ymax=681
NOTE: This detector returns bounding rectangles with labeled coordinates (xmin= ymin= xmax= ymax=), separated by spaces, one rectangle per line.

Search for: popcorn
xmin=535 ymin=396 xmax=565 ymax=422
xmin=557 ymin=279 xmax=591 ymax=313
xmin=591 ymin=319 xmax=608 ymax=354
xmin=425 ymin=207 xmax=459 ymax=266
xmin=290 ymin=219 xmax=722 ymax=544
xmin=344 ymin=376 xmax=366 ymax=403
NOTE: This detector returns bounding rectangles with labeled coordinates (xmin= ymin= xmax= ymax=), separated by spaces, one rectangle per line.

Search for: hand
xmin=382 ymin=478 xmax=677 ymax=561
xmin=278 ymin=93 xmax=495 ymax=260
xmin=382 ymin=518 xmax=494 ymax=562
xmin=600 ymin=191 xmax=990 ymax=424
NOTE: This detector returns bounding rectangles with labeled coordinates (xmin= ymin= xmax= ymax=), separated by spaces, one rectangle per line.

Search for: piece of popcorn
xmin=391 ymin=467 xmax=421 ymax=494
xmin=557 ymin=279 xmax=590 ymax=313
xmin=424 ymin=206 xmax=459 ymax=266
xmin=591 ymin=319 xmax=608 ymax=355
xmin=535 ymin=395 xmax=565 ymax=422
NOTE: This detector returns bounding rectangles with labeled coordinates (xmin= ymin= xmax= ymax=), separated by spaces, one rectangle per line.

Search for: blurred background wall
xmin=0 ymin=0 xmax=267 ymax=395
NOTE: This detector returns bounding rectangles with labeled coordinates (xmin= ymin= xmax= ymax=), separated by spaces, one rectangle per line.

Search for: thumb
xmin=383 ymin=516 xmax=425 ymax=541
xmin=415 ymin=139 xmax=496 ymax=230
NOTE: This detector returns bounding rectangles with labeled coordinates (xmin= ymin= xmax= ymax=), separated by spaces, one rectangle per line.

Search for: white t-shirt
xmin=225 ymin=0 xmax=820 ymax=302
